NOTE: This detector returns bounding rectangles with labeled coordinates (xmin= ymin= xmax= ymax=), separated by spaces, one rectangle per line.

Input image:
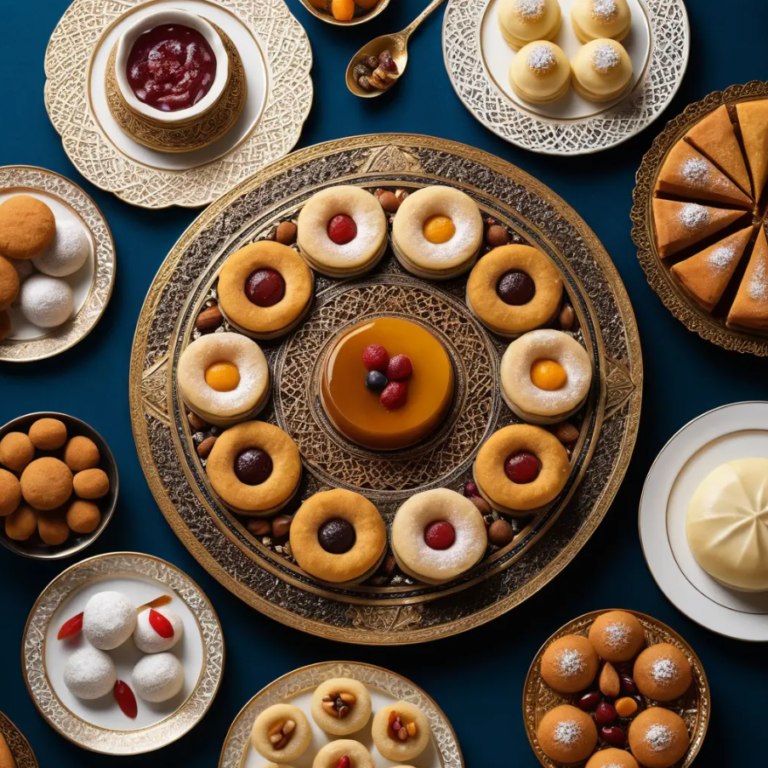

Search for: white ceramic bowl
xmin=114 ymin=8 xmax=230 ymax=124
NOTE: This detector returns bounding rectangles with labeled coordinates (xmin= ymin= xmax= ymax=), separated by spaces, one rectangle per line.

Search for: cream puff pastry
xmin=571 ymin=39 xmax=633 ymax=103
xmin=509 ymin=41 xmax=571 ymax=104
xmin=571 ymin=0 xmax=631 ymax=43
xmin=498 ymin=0 xmax=562 ymax=51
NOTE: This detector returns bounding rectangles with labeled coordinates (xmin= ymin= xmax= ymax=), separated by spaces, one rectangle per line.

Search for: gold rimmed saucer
xmin=0 ymin=712 xmax=38 ymax=768
xmin=297 ymin=0 xmax=391 ymax=27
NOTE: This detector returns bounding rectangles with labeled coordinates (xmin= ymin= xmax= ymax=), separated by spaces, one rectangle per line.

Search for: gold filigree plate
xmin=0 ymin=166 xmax=116 ymax=363
xmin=632 ymin=80 xmax=768 ymax=356
xmin=21 ymin=552 xmax=225 ymax=755
xmin=0 ymin=712 xmax=38 ymax=768
xmin=523 ymin=609 xmax=710 ymax=768
xmin=219 ymin=661 xmax=463 ymax=768
xmin=129 ymin=135 xmax=642 ymax=644
xmin=44 ymin=0 xmax=313 ymax=209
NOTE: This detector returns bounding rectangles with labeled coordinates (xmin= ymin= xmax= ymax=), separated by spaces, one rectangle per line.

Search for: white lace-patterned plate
xmin=220 ymin=661 xmax=463 ymax=768
xmin=443 ymin=0 xmax=689 ymax=155
xmin=640 ymin=401 xmax=768 ymax=642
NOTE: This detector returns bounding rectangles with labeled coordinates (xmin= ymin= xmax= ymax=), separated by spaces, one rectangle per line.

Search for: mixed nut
xmin=353 ymin=50 xmax=400 ymax=92
xmin=267 ymin=717 xmax=296 ymax=750
xmin=387 ymin=710 xmax=418 ymax=742
xmin=321 ymin=690 xmax=357 ymax=719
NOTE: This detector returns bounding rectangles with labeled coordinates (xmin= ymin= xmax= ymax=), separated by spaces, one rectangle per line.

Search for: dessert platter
xmin=219 ymin=661 xmax=462 ymax=767
xmin=524 ymin=609 xmax=710 ymax=768
xmin=0 ymin=712 xmax=38 ymax=768
xmin=0 ymin=166 xmax=115 ymax=363
xmin=633 ymin=81 xmax=768 ymax=355
xmin=443 ymin=0 xmax=689 ymax=155
xmin=640 ymin=401 xmax=768 ymax=642
xmin=21 ymin=552 xmax=224 ymax=754
xmin=130 ymin=134 xmax=642 ymax=644
xmin=44 ymin=0 xmax=313 ymax=208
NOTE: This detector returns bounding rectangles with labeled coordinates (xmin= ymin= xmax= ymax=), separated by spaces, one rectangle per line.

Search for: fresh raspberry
xmin=362 ymin=344 xmax=389 ymax=372
xmin=327 ymin=214 xmax=357 ymax=245
xmin=380 ymin=381 xmax=408 ymax=410
xmin=424 ymin=521 xmax=456 ymax=550
xmin=386 ymin=354 xmax=413 ymax=381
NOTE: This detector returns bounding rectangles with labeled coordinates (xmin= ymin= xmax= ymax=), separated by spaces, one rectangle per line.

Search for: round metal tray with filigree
xmin=0 ymin=712 xmax=38 ymax=768
xmin=130 ymin=135 xmax=642 ymax=644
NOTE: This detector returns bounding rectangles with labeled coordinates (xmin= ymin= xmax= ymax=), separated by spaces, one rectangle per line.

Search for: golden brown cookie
xmin=63 ymin=435 xmax=101 ymax=472
xmin=73 ymin=468 xmax=110 ymax=500
xmin=586 ymin=748 xmax=639 ymax=768
xmin=541 ymin=634 xmax=599 ymax=694
xmin=28 ymin=417 xmax=68 ymax=450
xmin=633 ymin=643 xmax=692 ymax=701
xmin=37 ymin=509 xmax=70 ymax=546
xmin=20 ymin=457 xmax=73 ymax=510
xmin=66 ymin=499 xmax=102 ymax=534
xmin=588 ymin=610 xmax=645 ymax=663
xmin=5 ymin=503 xmax=37 ymax=541
xmin=0 ymin=195 xmax=56 ymax=259
xmin=0 ymin=432 xmax=35 ymax=473
xmin=0 ymin=310 xmax=10 ymax=341
xmin=628 ymin=708 xmax=689 ymax=768
xmin=0 ymin=468 xmax=21 ymax=516
xmin=0 ymin=256 xmax=20 ymax=311
xmin=537 ymin=704 xmax=597 ymax=765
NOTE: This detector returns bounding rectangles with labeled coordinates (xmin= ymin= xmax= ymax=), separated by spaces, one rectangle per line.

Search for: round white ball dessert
xmin=133 ymin=607 xmax=184 ymax=654
xmin=82 ymin=591 xmax=138 ymax=651
xmin=63 ymin=646 xmax=117 ymax=700
xmin=132 ymin=653 xmax=185 ymax=703
xmin=33 ymin=220 xmax=90 ymax=277
xmin=19 ymin=274 xmax=74 ymax=328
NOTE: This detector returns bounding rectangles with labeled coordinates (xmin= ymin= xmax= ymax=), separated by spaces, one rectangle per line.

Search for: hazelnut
xmin=272 ymin=515 xmax=292 ymax=538
xmin=378 ymin=191 xmax=400 ymax=213
xmin=197 ymin=436 xmax=217 ymax=458
xmin=275 ymin=221 xmax=297 ymax=245
xmin=188 ymin=412 xmax=210 ymax=431
xmin=37 ymin=510 xmax=70 ymax=546
xmin=63 ymin=436 xmax=100 ymax=472
xmin=0 ymin=432 xmax=35 ymax=473
xmin=196 ymin=305 xmax=223 ymax=333
xmin=358 ymin=75 xmax=372 ymax=92
xmin=247 ymin=519 xmax=271 ymax=537
xmin=486 ymin=224 xmax=509 ymax=248
xmin=73 ymin=468 xmax=110 ymax=500
xmin=66 ymin=499 xmax=102 ymax=534
xmin=366 ymin=56 xmax=379 ymax=70
xmin=488 ymin=519 xmax=514 ymax=546
xmin=28 ymin=418 xmax=68 ymax=451
xmin=468 ymin=495 xmax=492 ymax=515
xmin=559 ymin=304 xmax=575 ymax=330
xmin=554 ymin=422 xmax=579 ymax=444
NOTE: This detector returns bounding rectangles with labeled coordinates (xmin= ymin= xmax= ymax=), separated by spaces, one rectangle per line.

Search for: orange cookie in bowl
xmin=541 ymin=634 xmax=599 ymax=693
xmin=628 ymin=708 xmax=689 ymax=768
xmin=588 ymin=610 xmax=645 ymax=663
xmin=537 ymin=704 xmax=597 ymax=765
xmin=633 ymin=643 xmax=692 ymax=701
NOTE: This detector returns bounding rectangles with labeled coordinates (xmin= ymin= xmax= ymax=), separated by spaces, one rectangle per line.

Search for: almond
xmin=599 ymin=662 xmax=621 ymax=698
xmin=196 ymin=305 xmax=222 ymax=333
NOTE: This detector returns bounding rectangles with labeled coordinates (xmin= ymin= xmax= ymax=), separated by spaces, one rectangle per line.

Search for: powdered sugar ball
xmin=82 ymin=591 xmax=138 ymax=650
xmin=33 ymin=220 xmax=90 ymax=277
xmin=64 ymin=646 xmax=116 ymax=700
xmin=19 ymin=274 xmax=74 ymax=328
xmin=132 ymin=653 xmax=184 ymax=703
xmin=133 ymin=607 xmax=184 ymax=654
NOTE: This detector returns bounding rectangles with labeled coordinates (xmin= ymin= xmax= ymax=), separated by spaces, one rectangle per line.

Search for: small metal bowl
xmin=297 ymin=0 xmax=391 ymax=27
xmin=0 ymin=412 xmax=118 ymax=560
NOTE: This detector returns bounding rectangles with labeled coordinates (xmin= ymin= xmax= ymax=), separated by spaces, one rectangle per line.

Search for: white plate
xmin=639 ymin=401 xmax=768 ymax=642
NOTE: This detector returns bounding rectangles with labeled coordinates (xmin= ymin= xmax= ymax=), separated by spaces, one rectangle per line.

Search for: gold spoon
xmin=346 ymin=0 xmax=447 ymax=98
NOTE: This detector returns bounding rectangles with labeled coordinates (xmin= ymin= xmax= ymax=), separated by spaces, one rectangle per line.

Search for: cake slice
xmin=653 ymin=199 xmax=747 ymax=258
xmin=727 ymin=225 xmax=768 ymax=330
xmin=671 ymin=225 xmax=753 ymax=311
xmin=737 ymin=100 xmax=768 ymax=201
xmin=656 ymin=140 xmax=751 ymax=207
xmin=686 ymin=105 xmax=752 ymax=196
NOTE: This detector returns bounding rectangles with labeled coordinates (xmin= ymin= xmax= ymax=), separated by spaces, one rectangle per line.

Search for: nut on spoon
xmin=346 ymin=0 xmax=447 ymax=98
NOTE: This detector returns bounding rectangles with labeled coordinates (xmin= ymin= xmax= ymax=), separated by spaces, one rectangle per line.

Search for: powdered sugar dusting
xmin=644 ymin=723 xmax=674 ymax=751
xmin=592 ymin=0 xmax=618 ymax=20
xmin=527 ymin=44 xmax=556 ymax=74
xmin=678 ymin=203 xmax=711 ymax=229
xmin=558 ymin=649 xmax=585 ymax=676
xmin=515 ymin=0 xmax=545 ymax=20
xmin=652 ymin=658 xmax=680 ymax=684
xmin=591 ymin=44 xmax=620 ymax=74
xmin=554 ymin=720 xmax=582 ymax=746
xmin=681 ymin=157 xmax=710 ymax=184
xmin=603 ymin=622 xmax=630 ymax=649
xmin=748 ymin=256 xmax=768 ymax=301
xmin=707 ymin=245 xmax=736 ymax=270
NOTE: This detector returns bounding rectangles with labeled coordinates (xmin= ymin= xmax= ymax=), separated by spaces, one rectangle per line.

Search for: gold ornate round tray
xmin=523 ymin=609 xmax=710 ymax=768
xmin=130 ymin=134 xmax=642 ymax=644
xmin=0 ymin=712 xmax=38 ymax=768
xmin=632 ymin=80 xmax=768 ymax=355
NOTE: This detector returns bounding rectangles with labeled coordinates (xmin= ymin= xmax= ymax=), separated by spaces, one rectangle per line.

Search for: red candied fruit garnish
xmin=380 ymin=381 xmax=408 ymax=410
xmin=363 ymin=344 xmax=389 ymax=372
xmin=424 ymin=521 xmax=456 ymax=550
xmin=245 ymin=268 xmax=285 ymax=308
xmin=327 ymin=214 xmax=357 ymax=245
xmin=504 ymin=452 xmax=541 ymax=484
xmin=386 ymin=354 xmax=413 ymax=381
xmin=148 ymin=608 xmax=175 ymax=639
xmin=57 ymin=612 xmax=83 ymax=641
xmin=114 ymin=680 xmax=138 ymax=719
xmin=335 ymin=758 xmax=351 ymax=768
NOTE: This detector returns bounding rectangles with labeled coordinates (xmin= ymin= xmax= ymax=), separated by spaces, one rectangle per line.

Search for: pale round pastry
xmin=178 ymin=332 xmax=269 ymax=425
xmin=391 ymin=489 xmax=488 ymax=584
xmin=32 ymin=220 xmax=90 ymax=277
xmin=509 ymin=41 xmax=571 ymax=105
xmin=633 ymin=643 xmax=692 ymax=702
xmin=541 ymin=634 xmax=599 ymax=693
xmin=571 ymin=0 xmax=631 ymax=43
xmin=686 ymin=458 xmax=768 ymax=591
xmin=132 ymin=653 xmax=184 ymax=703
xmin=498 ymin=0 xmax=562 ymax=50
xmin=588 ymin=610 xmax=645 ymax=663
xmin=391 ymin=186 xmax=483 ymax=278
xmin=501 ymin=329 xmax=592 ymax=424
xmin=133 ymin=606 xmax=184 ymax=654
xmin=82 ymin=590 xmax=138 ymax=651
xmin=571 ymin=39 xmax=633 ymax=103
xmin=537 ymin=704 xmax=597 ymax=765
xmin=64 ymin=646 xmax=116 ymax=700
xmin=251 ymin=703 xmax=312 ymax=764
xmin=371 ymin=701 xmax=431 ymax=762
xmin=586 ymin=748 xmax=640 ymax=768
xmin=19 ymin=274 xmax=74 ymax=328
xmin=310 ymin=677 xmax=372 ymax=736
xmin=628 ymin=708 xmax=689 ymax=768
xmin=312 ymin=740 xmax=374 ymax=768
xmin=297 ymin=185 xmax=387 ymax=277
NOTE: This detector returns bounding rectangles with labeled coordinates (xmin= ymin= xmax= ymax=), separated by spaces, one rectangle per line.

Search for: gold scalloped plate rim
xmin=0 ymin=711 xmax=39 ymax=768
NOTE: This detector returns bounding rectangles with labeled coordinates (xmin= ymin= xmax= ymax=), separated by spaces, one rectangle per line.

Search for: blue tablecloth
xmin=1 ymin=0 xmax=766 ymax=765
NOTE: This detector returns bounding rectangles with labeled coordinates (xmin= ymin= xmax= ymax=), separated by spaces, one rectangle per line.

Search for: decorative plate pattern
xmin=22 ymin=552 xmax=225 ymax=755
xmin=44 ymin=0 xmax=313 ymax=208
xmin=442 ymin=0 xmax=690 ymax=155
xmin=130 ymin=135 xmax=642 ymax=644
xmin=0 ymin=166 xmax=116 ymax=363
xmin=219 ymin=661 xmax=463 ymax=768
xmin=523 ymin=609 xmax=710 ymax=768
xmin=0 ymin=712 xmax=38 ymax=768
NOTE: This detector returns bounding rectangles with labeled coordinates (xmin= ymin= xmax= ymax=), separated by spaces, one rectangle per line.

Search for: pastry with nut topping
xmin=251 ymin=703 xmax=312 ymax=764
xmin=371 ymin=701 xmax=430 ymax=762
xmin=312 ymin=740 xmax=374 ymax=768
xmin=498 ymin=0 xmax=562 ymax=51
xmin=310 ymin=677 xmax=372 ymax=735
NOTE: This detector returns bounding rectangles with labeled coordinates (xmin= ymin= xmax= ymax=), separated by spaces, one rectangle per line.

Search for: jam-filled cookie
xmin=501 ymin=329 xmax=592 ymax=424
xmin=541 ymin=634 xmax=599 ymax=694
xmin=290 ymin=489 xmax=387 ymax=584
xmin=371 ymin=701 xmax=431 ymax=762
xmin=474 ymin=424 xmax=570 ymax=514
xmin=391 ymin=489 xmax=487 ymax=584
xmin=588 ymin=610 xmax=645 ymax=663
xmin=312 ymin=740 xmax=374 ymax=768
xmin=310 ymin=677 xmax=372 ymax=736
xmin=537 ymin=704 xmax=597 ymax=765
xmin=178 ymin=332 xmax=270 ymax=427
xmin=628 ymin=708 xmax=689 ymax=768
xmin=466 ymin=245 xmax=563 ymax=336
xmin=392 ymin=186 xmax=483 ymax=280
xmin=498 ymin=0 xmax=562 ymax=51
xmin=633 ymin=643 xmax=692 ymax=702
xmin=218 ymin=242 xmax=314 ymax=340
xmin=206 ymin=421 xmax=301 ymax=516
xmin=297 ymin=186 xmax=388 ymax=278
xmin=251 ymin=703 xmax=312 ymax=764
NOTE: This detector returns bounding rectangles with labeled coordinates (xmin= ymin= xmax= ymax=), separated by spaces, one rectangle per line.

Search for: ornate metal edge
xmin=129 ymin=134 xmax=643 ymax=643
xmin=631 ymin=80 xmax=768 ymax=356
xmin=21 ymin=552 xmax=226 ymax=755
xmin=442 ymin=0 xmax=690 ymax=155
xmin=0 ymin=166 xmax=116 ymax=363
xmin=0 ymin=712 xmax=38 ymax=768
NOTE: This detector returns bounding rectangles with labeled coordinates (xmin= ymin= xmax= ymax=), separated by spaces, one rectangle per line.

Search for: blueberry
xmin=365 ymin=371 xmax=388 ymax=391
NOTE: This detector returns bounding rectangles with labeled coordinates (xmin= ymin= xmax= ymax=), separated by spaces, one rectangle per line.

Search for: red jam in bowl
xmin=126 ymin=24 xmax=217 ymax=113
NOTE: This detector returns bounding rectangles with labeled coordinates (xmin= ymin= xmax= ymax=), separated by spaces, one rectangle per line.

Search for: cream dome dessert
xmin=498 ymin=0 xmax=562 ymax=51
xmin=686 ymin=458 xmax=768 ymax=592
xmin=509 ymin=41 xmax=571 ymax=104
xmin=571 ymin=39 xmax=633 ymax=103
xmin=82 ymin=591 xmax=138 ymax=651
xmin=571 ymin=0 xmax=631 ymax=43
xmin=132 ymin=653 xmax=185 ymax=703
xmin=133 ymin=607 xmax=184 ymax=654
xmin=64 ymin=646 xmax=117 ymax=700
